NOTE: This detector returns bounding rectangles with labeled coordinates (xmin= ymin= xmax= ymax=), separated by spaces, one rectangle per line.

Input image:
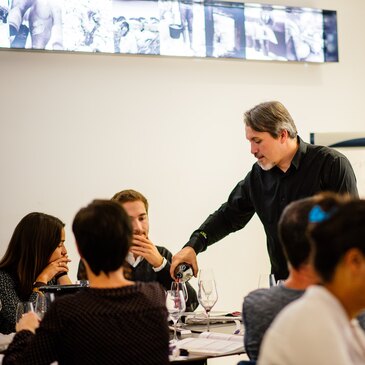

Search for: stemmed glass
xmin=16 ymin=301 xmax=34 ymax=323
xmin=171 ymin=281 xmax=188 ymax=328
xmin=171 ymin=281 xmax=188 ymax=303
xmin=197 ymin=269 xmax=218 ymax=332
xmin=35 ymin=292 xmax=55 ymax=319
xmin=269 ymin=274 xmax=276 ymax=287
xmin=165 ymin=289 xmax=186 ymax=343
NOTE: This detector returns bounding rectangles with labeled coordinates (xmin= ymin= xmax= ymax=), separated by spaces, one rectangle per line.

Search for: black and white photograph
xmin=3 ymin=0 xmax=64 ymax=50
xmin=0 ymin=0 xmax=10 ymax=48
xmin=244 ymin=3 xmax=286 ymax=61
xmin=159 ymin=0 xmax=205 ymax=58
xmin=205 ymin=1 xmax=245 ymax=59
xmin=285 ymin=8 xmax=324 ymax=62
xmin=62 ymin=0 xmax=113 ymax=53
xmin=323 ymin=10 xmax=338 ymax=62
xmin=0 ymin=0 xmax=338 ymax=64
xmin=112 ymin=0 xmax=160 ymax=55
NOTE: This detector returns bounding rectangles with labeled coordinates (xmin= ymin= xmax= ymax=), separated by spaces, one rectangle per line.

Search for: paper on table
xmin=176 ymin=331 xmax=244 ymax=356
xmin=199 ymin=331 xmax=243 ymax=342
xmin=184 ymin=311 xmax=242 ymax=324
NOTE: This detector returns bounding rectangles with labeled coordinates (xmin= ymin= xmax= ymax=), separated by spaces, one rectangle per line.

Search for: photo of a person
xmin=285 ymin=9 xmax=324 ymax=62
xmin=0 ymin=0 xmax=9 ymax=48
xmin=205 ymin=2 xmax=245 ymax=59
xmin=8 ymin=0 xmax=63 ymax=50
xmin=112 ymin=0 xmax=160 ymax=55
xmin=159 ymin=0 xmax=205 ymax=57
xmin=62 ymin=0 xmax=113 ymax=53
xmin=244 ymin=4 xmax=286 ymax=61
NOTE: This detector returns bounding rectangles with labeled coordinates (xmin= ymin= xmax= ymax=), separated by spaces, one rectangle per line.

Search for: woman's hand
xmin=35 ymin=256 xmax=71 ymax=284
xmin=16 ymin=312 xmax=40 ymax=334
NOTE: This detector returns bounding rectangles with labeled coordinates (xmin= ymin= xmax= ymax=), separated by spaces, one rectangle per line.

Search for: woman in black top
xmin=0 ymin=212 xmax=72 ymax=334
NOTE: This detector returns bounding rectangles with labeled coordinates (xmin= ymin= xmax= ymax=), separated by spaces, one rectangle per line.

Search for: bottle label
xmin=175 ymin=263 xmax=193 ymax=282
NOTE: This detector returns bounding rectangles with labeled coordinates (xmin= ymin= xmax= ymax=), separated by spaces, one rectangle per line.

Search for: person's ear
xmin=280 ymin=129 xmax=288 ymax=143
xmin=344 ymin=248 xmax=365 ymax=273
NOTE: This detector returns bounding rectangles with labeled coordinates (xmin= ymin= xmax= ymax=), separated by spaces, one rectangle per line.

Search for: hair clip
xmin=308 ymin=205 xmax=331 ymax=223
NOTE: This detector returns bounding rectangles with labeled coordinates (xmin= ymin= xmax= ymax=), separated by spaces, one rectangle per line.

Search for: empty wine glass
xmin=35 ymin=292 xmax=55 ymax=319
xmin=165 ymin=289 xmax=186 ymax=343
xmin=198 ymin=269 xmax=218 ymax=332
xmin=16 ymin=301 xmax=34 ymax=323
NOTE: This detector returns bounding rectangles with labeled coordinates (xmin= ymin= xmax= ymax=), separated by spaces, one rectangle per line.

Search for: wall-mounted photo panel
xmin=205 ymin=1 xmax=245 ymax=59
xmin=112 ymin=0 xmax=160 ymax=55
xmin=159 ymin=0 xmax=206 ymax=57
xmin=0 ymin=0 xmax=339 ymax=63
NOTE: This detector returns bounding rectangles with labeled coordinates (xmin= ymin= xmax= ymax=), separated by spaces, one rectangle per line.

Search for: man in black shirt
xmin=170 ymin=101 xmax=358 ymax=280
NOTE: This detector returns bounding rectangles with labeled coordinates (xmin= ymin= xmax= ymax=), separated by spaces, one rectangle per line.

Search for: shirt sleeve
xmin=184 ymin=174 xmax=256 ymax=253
xmin=325 ymin=155 xmax=359 ymax=198
xmin=243 ymin=292 xmax=262 ymax=360
xmin=152 ymin=257 xmax=167 ymax=272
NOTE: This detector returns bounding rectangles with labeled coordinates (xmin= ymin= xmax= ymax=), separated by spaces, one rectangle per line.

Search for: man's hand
xmin=129 ymin=234 xmax=164 ymax=268
xmin=170 ymin=246 xmax=198 ymax=279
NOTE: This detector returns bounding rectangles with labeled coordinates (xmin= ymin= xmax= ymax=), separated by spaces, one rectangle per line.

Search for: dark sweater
xmin=77 ymin=246 xmax=198 ymax=312
xmin=3 ymin=282 xmax=170 ymax=365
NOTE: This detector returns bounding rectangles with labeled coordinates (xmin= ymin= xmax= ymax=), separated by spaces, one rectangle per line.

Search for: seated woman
xmin=0 ymin=212 xmax=72 ymax=334
xmin=258 ymin=198 xmax=365 ymax=365
xmin=3 ymin=200 xmax=170 ymax=365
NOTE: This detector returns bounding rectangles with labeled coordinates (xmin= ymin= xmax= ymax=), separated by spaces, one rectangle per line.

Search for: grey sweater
xmin=242 ymin=284 xmax=304 ymax=360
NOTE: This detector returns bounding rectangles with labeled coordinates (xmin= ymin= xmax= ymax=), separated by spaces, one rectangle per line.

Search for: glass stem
xmin=174 ymin=321 xmax=178 ymax=341
xmin=207 ymin=310 xmax=210 ymax=332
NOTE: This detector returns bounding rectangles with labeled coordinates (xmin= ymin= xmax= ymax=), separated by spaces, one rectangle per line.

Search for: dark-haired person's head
xmin=73 ymin=200 xmax=132 ymax=276
xmin=308 ymin=199 xmax=365 ymax=285
xmin=278 ymin=197 xmax=317 ymax=269
xmin=0 ymin=212 xmax=65 ymax=299
xmin=278 ymin=192 xmax=347 ymax=270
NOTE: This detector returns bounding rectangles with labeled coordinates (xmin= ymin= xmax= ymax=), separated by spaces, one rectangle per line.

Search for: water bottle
xmin=174 ymin=263 xmax=193 ymax=282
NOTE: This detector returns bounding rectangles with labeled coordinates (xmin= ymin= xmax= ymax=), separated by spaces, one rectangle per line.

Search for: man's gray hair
xmin=244 ymin=101 xmax=298 ymax=139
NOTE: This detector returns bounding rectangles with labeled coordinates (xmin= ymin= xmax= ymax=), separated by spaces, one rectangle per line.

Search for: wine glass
xmin=269 ymin=274 xmax=276 ymax=287
xmin=198 ymin=269 xmax=218 ymax=332
xmin=171 ymin=281 xmax=188 ymax=302
xmin=35 ymin=292 xmax=55 ymax=319
xmin=171 ymin=281 xmax=188 ymax=327
xmin=75 ymin=280 xmax=89 ymax=287
xmin=16 ymin=301 xmax=34 ymax=323
xmin=165 ymin=289 xmax=186 ymax=343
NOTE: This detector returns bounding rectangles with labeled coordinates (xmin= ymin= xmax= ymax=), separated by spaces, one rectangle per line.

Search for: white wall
xmin=0 ymin=0 xmax=364 ymax=348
